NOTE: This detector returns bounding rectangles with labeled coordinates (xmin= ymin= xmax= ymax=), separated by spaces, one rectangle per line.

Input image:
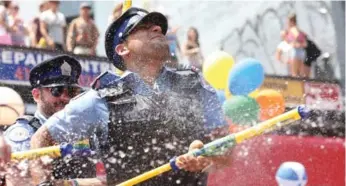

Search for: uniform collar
xmin=120 ymin=66 xmax=169 ymax=82
xmin=34 ymin=110 xmax=48 ymax=124
xmin=119 ymin=66 xmax=170 ymax=94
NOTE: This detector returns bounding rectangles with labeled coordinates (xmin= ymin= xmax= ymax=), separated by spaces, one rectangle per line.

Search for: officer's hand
xmin=175 ymin=140 xmax=211 ymax=172
xmin=176 ymin=140 xmax=233 ymax=173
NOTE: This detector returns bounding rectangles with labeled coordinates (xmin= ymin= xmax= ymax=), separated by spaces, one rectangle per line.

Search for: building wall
xmin=148 ymin=1 xmax=341 ymax=80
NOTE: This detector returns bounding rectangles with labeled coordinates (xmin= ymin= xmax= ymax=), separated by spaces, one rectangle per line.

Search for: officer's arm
xmin=30 ymin=90 xmax=108 ymax=185
xmin=33 ymin=90 xmax=108 ymax=145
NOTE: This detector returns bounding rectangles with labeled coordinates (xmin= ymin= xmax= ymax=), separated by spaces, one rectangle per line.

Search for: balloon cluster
xmin=202 ymin=51 xmax=285 ymax=132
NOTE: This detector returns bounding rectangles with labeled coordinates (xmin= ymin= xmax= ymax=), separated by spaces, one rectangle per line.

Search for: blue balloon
xmin=228 ymin=58 xmax=264 ymax=95
xmin=216 ymin=90 xmax=226 ymax=104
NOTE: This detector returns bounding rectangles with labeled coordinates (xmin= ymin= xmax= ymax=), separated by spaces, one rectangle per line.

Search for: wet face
xmin=123 ymin=22 xmax=170 ymax=63
xmin=32 ymin=86 xmax=80 ymax=117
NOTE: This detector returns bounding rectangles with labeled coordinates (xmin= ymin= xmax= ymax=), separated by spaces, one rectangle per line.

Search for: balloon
xmin=0 ymin=87 xmax=25 ymax=125
xmin=203 ymin=51 xmax=234 ymax=90
xmin=225 ymin=88 xmax=232 ymax=99
xmin=222 ymin=96 xmax=259 ymax=125
xmin=254 ymin=89 xmax=285 ymax=121
xmin=225 ymin=83 xmax=232 ymax=99
xmin=248 ymin=89 xmax=260 ymax=98
xmin=228 ymin=120 xmax=250 ymax=133
xmin=216 ymin=90 xmax=226 ymax=104
xmin=228 ymin=58 xmax=264 ymax=95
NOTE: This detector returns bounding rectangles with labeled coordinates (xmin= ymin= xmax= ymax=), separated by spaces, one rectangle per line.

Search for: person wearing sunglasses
xmin=31 ymin=7 xmax=230 ymax=186
xmin=3 ymin=55 xmax=90 ymax=185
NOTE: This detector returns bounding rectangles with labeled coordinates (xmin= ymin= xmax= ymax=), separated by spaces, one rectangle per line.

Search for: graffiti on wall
xmin=221 ymin=1 xmax=338 ymax=78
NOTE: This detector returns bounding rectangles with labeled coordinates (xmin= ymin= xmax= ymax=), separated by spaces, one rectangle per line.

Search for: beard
xmin=145 ymin=39 xmax=171 ymax=62
xmin=40 ymin=94 xmax=68 ymax=118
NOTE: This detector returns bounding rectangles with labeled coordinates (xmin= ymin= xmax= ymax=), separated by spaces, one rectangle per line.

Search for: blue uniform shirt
xmin=45 ymin=68 xmax=226 ymax=144
xmin=4 ymin=111 xmax=47 ymax=152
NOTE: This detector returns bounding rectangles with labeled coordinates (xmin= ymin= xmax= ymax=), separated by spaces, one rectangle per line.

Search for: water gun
xmin=11 ymin=139 xmax=92 ymax=161
xmin=117 ymin=106 xmax=310 ymax=186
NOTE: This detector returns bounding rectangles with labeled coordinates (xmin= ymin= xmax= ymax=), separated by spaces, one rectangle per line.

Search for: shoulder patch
xmin=7 ymin=126 xmax=31 ymax=142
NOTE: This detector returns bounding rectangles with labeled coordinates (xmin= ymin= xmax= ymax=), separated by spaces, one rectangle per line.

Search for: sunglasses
xmin=46 ymin=86 xmax=81 ymax=98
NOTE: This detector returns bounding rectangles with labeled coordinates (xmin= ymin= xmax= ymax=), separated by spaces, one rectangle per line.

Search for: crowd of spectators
xmin=276 ymin=13 xmax=321 ymax=78
xmin=0 ymin=0 xmax=204 ymax=68
xmin=0 ymin=0 xmax=100 ymax=56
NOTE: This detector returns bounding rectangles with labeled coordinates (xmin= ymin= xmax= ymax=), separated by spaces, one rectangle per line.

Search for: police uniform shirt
xmin=45 ymin=67 xmax=226 ymax=145
xmin=4 ymin=110 xmax=47 ymax=152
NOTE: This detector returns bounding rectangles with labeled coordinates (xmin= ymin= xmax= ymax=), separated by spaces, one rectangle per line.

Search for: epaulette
xmin=91 ymin=71 xmax=121 ymax=90
xmin=16 ymin=115 xmax=41 ymax=132
xmin=172 ymin=65 xmax=215 ymax=93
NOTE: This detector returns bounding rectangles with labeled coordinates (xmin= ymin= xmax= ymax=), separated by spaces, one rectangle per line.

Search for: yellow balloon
xmin=203 ymin=51 xmax=234 ymax=90
xmin=248 ymin=89 xmax=260 ymax=98
xmin=225 ymin=82 xmax=232 ymax=99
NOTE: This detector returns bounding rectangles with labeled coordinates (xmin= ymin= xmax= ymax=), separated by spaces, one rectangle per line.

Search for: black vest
xmin=96 ymin=70 xmax=209 ymax=185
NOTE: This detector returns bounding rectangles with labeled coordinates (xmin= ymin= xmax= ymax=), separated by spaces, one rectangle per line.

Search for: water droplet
xmin=144 ymin=147 xmax=150 ymax=153
xmin=267 ymin=138 xmax=272 ymax=144
xmin=152 ymin=138 xmax=157 ymax=144
xmin=107 ymin=157 xmax=116 ymax=164
xmin=119 ymin=150 xmax=126 ymax=158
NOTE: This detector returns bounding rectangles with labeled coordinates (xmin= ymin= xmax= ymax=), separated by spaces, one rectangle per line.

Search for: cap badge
xmin=61 ymin=61 xmax=72 ymax=76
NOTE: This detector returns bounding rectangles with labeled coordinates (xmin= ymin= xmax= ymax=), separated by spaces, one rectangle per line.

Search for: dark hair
xmin=288 ymin=13 xmax=297 ymax=25
xmin=188 ymin=27 xmax=200 ymax=47
xmin=3 ymin=1 xmax=11 ymax=8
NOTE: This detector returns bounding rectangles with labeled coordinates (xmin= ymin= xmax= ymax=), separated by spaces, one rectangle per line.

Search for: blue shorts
xmin=290 ymin=48 xmax=306 ymax=61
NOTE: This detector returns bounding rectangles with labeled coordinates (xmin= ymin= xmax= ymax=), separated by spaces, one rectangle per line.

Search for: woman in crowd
xmin=182 ymin=27 xmax=204 ymax=69
xmin=30 ymin=1 xmax=49 ymax=48
xmin=286 ymin=13 xmax=307 ymax=77
xmin=7 ymin=2 xmax=29 ymax=46
xmin=275 ymin=30 xmax=291 ymax=75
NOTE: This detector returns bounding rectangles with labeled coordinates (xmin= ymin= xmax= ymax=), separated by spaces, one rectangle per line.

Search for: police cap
xmin=29 ymin=55 xmax=82 ymax=88
xmin=105 ymin=7 xmax=168 ymax=70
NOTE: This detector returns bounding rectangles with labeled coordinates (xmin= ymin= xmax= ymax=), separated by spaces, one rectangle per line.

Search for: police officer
xmin=4 ymin=55 xmax=97 ymax=185
xmin=31 ymin=7 xmax=228 ymax=186
xmin=5 ymin=55 xmax=82 ymax=152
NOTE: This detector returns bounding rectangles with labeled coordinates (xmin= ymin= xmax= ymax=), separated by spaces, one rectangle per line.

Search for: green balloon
xmin=222 ymin=96 xmax=259 ymax=125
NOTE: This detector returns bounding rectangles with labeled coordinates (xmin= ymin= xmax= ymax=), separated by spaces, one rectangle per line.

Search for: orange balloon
xmin=227 ymin=119 xmax=251 ymax=133
xmin=254 ymin=89 xmax=285 ymax=121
